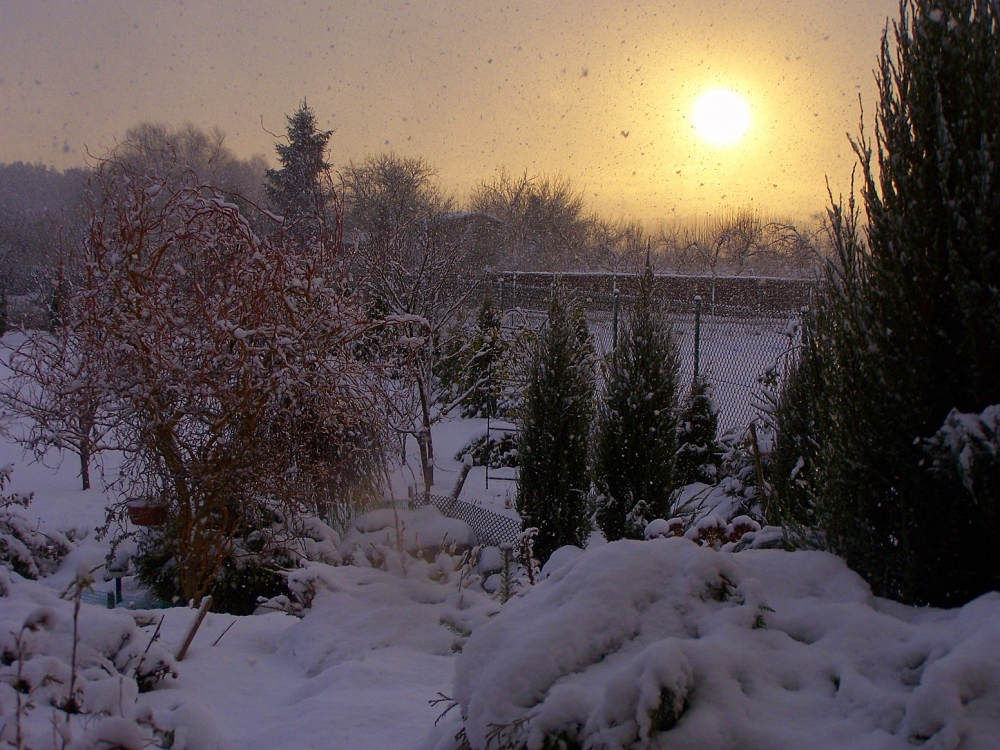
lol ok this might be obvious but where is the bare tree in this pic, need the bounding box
[116,122,268,207]
[72,155,395,603]
[589,217,652,275]
[657,207,822,278]
[0,321,115,490]
[469,170,594,271]
[344,154,481,493]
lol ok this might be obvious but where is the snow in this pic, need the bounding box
[0,362,488,749]
[2,342,1000,749]
[0,534,495,750]
[538,544,583,580]
[341,506,478,564]
[429,539,1000,750]
[145,561,496,750]
[923,404,1000,494]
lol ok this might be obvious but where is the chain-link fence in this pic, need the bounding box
[484,272,814,435]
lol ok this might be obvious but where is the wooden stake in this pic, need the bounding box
[749,422,770,522]
[176,595,212,661]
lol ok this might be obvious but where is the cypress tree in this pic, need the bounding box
[265,101,333,243]
[775,0,1000,605]
[594,264,681,540]
[517,285,595,564]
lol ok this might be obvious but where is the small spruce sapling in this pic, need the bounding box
[675,375,720,487]
[497,543,515,604]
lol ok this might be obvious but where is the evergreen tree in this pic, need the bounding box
[775,0,1000,606]
[460,296,508,418]
[265,101,333,243]
[675,375,719,487]
[594,265,681,541]
[771,307,826,528]
[517,286,595,564]
[435,296,509,419]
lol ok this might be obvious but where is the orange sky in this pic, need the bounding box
[0,0,900,225]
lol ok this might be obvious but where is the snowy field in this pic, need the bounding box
[2,338,999,750]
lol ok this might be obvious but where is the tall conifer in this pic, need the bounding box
[265,101,333,243]
[517,285,595,564]
[775,0,1000,605]
[594,262,681,540]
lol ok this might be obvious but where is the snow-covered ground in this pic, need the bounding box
[1,548,478,750]
[0,402,496,750]
[2,356,999,749]
[425,540,1000,750]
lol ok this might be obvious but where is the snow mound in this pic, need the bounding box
[539,545,583,580]
[427,538,1000,750]
[276,561,499,677]
[341,506,478,567]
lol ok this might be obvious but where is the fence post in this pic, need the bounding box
[612,284,620,352]
[693,295,702,380]
[499,274,506,314]
[485,358,491,492]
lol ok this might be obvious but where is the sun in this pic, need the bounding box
[692,89,751,147]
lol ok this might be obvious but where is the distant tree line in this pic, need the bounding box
[0,132,823,317]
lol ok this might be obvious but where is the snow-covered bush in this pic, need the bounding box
[270,555,500,675]
[340,506,477,572]
[253,506,487,617]
[455,432,518,470]
[0,573,183,750]
[0,466,74,580]
[922,405,1000,506]
[713,422,772,519]
[644,515,764,550]
[425,539,1000,750]
[134,503,341,614]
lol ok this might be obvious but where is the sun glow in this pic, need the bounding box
[692,89,751,147]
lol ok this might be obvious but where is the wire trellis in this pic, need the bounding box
[411,493,522,547]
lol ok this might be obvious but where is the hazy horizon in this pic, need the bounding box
[1,0,900,225]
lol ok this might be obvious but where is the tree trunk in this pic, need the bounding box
[79,438,91,491]
[416,367,435,493]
